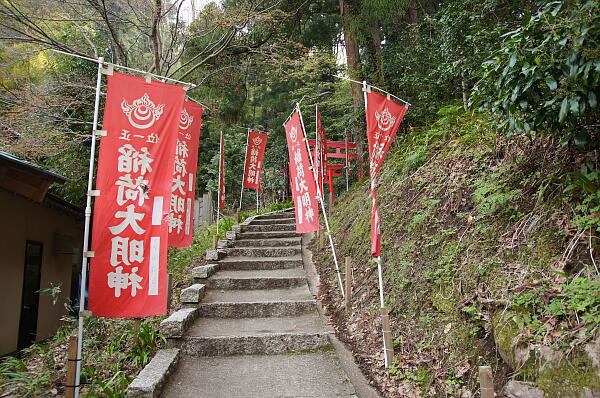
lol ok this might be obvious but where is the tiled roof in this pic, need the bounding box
[0,149,67,183]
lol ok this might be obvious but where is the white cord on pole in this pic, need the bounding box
[296,104,344,297]
[74,56,104,398]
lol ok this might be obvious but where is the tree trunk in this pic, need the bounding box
[370,21,384,85]
[151,0,163,75]
[339,0,365,180]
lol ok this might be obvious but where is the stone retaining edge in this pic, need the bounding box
[126,348,180,398]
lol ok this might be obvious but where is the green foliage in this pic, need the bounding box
[473,169,523,219]
[473,0,600,143]
[512,276,600,335]
[562,165,600,231]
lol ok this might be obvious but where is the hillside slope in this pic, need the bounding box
[312,106,600,397]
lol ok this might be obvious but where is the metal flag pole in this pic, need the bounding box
[256,189,259,213]
[345,130,349,192]
[216,131,223,237]
[362,80,393,368]
[315,104,321,202]
[238,129,250,213]
[73,56,104,398]
[296,104,344,296]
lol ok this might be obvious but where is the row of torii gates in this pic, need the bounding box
[289,137,358,204]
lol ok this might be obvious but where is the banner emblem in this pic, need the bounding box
[178,108,194,130]
[121,93,164,129]
[374,107,397,131]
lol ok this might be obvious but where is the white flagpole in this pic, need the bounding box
[296,104,344,296]
[216,132,223,237]
[256,189,259,213]
[363,80,392,368]
[345,130,349,192]
[238,129,250,212]
[74,56,104,398]
[315,104,321,202]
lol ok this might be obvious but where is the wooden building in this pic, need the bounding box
[0,150,82,356]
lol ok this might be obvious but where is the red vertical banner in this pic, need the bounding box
[88,72,185,317]
[242,131,268,191]
[314,110,328,197]
[366,91,408,256]
[168,102,203,248]
[218,134,225,209]
[284,111,320,233]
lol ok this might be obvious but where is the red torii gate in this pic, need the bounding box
[307,139,357,203]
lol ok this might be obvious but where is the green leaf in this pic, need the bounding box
[559,96,569,123]
[589,92,597,108]
[509,52,518,68]
[573,132,589,147]
[545,75,557,90]
[570,97,580,114]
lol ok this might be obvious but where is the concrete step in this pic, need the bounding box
[198,300,317,318]
[179,332,330,356]
[225,246,301,257]
[238,230,300,240]
[187,313,327,337]
[250,217,296,225]
[254,212,296,220]
[232,237,301,247]
[242,223,297,233]
[203,286,313,303]
[161,351,357,398]
[218,256,303,270]
[206,269,307,289]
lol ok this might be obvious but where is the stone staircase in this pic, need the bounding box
[127,210,358,398]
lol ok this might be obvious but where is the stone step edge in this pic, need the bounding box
[126,348,179,398]
[176,332,332,356]
[197,300,316,318]
[205,276,307,290]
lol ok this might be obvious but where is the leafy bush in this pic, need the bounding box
[473,0,600,144]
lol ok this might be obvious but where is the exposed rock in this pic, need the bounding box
[502,381,543,398]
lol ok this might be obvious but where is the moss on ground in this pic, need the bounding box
[313,107,599,397]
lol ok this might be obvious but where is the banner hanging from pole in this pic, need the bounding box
[242,131,268,191]
[88,71,185,317]
[366,90,408,257]
[284,111,320,233]
[314,109,327,198]
[168,102,203,248]
[218,133,225,210]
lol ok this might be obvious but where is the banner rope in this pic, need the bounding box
[332,74,412,106]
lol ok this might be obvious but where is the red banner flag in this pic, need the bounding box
[284,111,320,233]
[314,110,327,197]
[242,131,268,191]
[168,102,203,248]
[366,91,408,256]
[218,134,225,209]
[88,72,185,317]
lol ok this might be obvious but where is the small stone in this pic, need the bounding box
[180,284,206,304]
[192,264,217,279]
[160,308,196,338]
[217,239,229,249]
